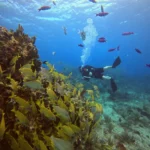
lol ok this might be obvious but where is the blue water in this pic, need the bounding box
[1,2,150,149]
[0,0,150,77]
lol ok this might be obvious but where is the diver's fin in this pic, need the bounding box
[110,78,117,92]
[112,56,121,68]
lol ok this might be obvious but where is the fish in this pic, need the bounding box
[122,32,134,35]
[38,6,51,11]
[96,5,109,17]
[52,51,56,55]
[135,48,142,54]
[43,61,48,64]
[24,80,43,90]
[98,37,106,42]
[62,26,67,35]
[0,65,3,75]
[89,0,97,3]
[0,112,6,140]
[52,1,56,5]
[108,46,120,52]
[78,44,84,47]
[117,45,120,50]
[146,64,150,68]
[108,48,116,52]
[96,12,109,17]
[19,65,37,82]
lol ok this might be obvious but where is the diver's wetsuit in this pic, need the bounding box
[79,65,117,92]
[79,65,104,81]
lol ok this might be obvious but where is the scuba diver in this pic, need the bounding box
[79,56,121,92]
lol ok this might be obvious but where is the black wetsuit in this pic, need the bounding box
[79,65,104,81]
[79,65,117,92]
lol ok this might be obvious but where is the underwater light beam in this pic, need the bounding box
[80,18,98,66]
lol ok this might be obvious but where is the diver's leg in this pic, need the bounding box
[103,66,112,70]
[102,75,112,80]
[110,78,117,92]
[102,75,117,92]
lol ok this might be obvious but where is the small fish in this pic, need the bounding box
[52,1,56,5]
[135,48,142,54]
[98,37,106,43]
[52,51,56,55]
[89,0,97,3]
[117,45,120,50]
[38,6,51,11]
[96,12,109,17]
[0,112,6,140]
[146,64,150,68]
[43,61,48,64]
[0,65,3,75]
[62,26,67,35]
[122,32,134,35]
[108,48,116,52]
[96,5,109,17]
[108,46,120,52]
[78,44,84,47]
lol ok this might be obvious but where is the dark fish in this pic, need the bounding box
[146,64,150,68]
[38,6,51,11]
[135,48,142,54]
[117,45,120,50]
[89,0,97,3]
[108,46,120,52]
[96,12,109,17]
[78,44,84,47]
[62,26,67,35]
[96,5,109,17]
[98,37,106,42]
[122,32,134,35]
[43,61,48,64]
[52,1,56,5]
[108,48,116,52]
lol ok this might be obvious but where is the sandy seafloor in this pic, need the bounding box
[95,78,150,150]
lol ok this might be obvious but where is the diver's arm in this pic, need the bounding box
[103,66,112,70]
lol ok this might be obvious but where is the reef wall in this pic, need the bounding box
[0,25,112,150]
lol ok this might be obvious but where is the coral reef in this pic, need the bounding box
[0,25,113,150]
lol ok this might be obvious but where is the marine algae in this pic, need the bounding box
[0,25,114,150]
